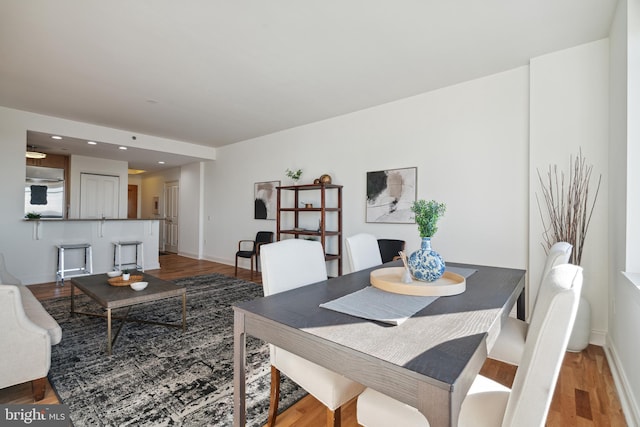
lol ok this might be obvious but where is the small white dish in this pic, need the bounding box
[107,270,122,278]
[130,281,148,291]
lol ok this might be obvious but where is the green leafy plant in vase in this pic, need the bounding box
[285,168,302,185]
[408,199,447,282]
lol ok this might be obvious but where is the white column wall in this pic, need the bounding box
[529,39,610,344]
[178,162,204,259]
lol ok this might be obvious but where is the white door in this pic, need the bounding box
[80,173,119,218]
[164,181,179,253]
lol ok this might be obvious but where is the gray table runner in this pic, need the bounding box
[320,266,477,325]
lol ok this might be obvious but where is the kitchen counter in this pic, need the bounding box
[22,218,162,284]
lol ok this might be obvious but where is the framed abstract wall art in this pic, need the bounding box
[254,180,280,220]
[366,167,417,223]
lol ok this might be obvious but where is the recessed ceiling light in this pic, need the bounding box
[87,141,97,145]
[119,146,127,150]
[158,161,165,164]
[51,135,62,140]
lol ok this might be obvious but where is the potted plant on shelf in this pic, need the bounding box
[285,168,302,185]
[407,199,447,282]
[122,269,131,281]
[537,149,601,351]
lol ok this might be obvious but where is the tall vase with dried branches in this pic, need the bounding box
[537,149,601,351]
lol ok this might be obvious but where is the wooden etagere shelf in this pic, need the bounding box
[276,183,343,276]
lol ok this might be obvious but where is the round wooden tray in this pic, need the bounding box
[370,267,466,296]
[107,275,144,287]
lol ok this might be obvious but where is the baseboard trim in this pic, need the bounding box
[177,251,200,260]
[605,338,640,427]
[202,255,234,266]
[589,329,606,347]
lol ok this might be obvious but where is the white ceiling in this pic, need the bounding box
[0,1,617,162]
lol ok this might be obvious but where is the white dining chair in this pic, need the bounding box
[345,233,383,272]
[260,239,365,427]
[357,263,583,427]
[489,241,572,365]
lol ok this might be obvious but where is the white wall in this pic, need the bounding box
[203,66,530,275]
[202,40,612,349]
[608,0,640,425]
[528,40,610,343]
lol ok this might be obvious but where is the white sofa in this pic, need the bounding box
[0,254,61,401]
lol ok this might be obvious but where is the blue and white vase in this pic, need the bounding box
[408,237,445,282]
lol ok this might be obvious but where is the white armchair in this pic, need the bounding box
[260,239,365,426]
[0,254,61,401]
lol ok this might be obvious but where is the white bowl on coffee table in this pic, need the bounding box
[130,281,148,291]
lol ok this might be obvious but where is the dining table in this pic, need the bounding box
[233,260,526,427]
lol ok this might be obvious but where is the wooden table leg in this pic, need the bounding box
[182,293,187,331]
[107,308,112,356]
[233,310,246,427]
[70,281,75,316]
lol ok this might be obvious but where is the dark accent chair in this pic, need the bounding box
[377,239,406,263]
[235,231,274,279]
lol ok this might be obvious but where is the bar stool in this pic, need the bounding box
[113,241,144,272]
[56,243,93,286]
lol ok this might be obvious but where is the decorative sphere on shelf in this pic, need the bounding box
[313,178,321,184]
[320,174,332,184]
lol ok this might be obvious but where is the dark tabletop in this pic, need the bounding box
[234,261,525,387]
[70,272,186,309]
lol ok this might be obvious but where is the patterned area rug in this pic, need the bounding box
[43,274,305,426]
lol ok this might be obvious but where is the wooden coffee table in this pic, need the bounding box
[70,272,187,355]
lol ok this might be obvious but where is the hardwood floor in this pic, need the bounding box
[0,254,627,426]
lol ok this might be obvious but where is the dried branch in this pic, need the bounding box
[536,149,601,266]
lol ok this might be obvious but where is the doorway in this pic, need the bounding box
[163,181,179,253]
[127,185,138,218]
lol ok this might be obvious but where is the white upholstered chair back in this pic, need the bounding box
[501,263,582,426]
[531,242,572,313]
[260,239,328,296]
[260,238,365,423]
[541,242,573,279]
[345,233,383,272]
[488,241,572,365]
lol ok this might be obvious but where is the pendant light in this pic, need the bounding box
[26,146,47,159]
